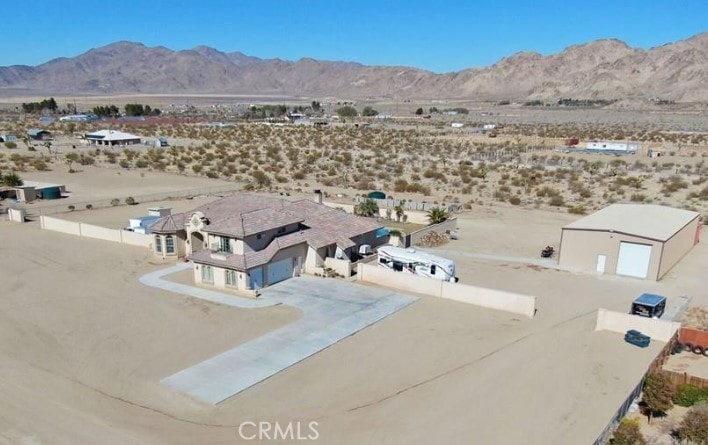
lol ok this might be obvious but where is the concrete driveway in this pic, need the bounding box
[141,265,416,404]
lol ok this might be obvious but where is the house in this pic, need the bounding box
[149,193,388,292]
[27,129,52,140]
[558,204,701,280]
[0,133,17,143]
[85,129,142,146]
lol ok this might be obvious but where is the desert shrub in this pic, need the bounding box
[135,159,148,168]
[110,198,120,206]
[68,205,75,211]
[31,159,49,171]
[119,159,130,169]
[630,193,646,202]
[509,196,521,205]
[125,197,136,205]
[549,195,565,207]
[85,204,93,210]
[673,384,708,407]
[4,141,17,149]
[568,205,586,215]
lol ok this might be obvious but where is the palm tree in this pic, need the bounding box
[355,198,379,217]
[426,206,449,225]
[1,172,23,187]
[394,201,406,222]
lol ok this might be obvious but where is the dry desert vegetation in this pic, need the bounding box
[1,106,708,219]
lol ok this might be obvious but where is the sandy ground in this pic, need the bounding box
[4,165,239,216]
[2,191,707,444]
[663,351,708,379]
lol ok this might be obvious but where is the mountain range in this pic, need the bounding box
[1,33,707,101]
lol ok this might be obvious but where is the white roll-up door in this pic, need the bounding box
[616,242,652,279]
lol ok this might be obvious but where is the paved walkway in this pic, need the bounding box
[140,264,416,404]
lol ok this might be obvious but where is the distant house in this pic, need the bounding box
[27,129,52,140]
[59,114,93,122]
[149,193,388,292]
[451,122,464,128]
[85,129,142,146]
[0,133,17,142]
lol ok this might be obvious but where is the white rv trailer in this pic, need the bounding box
[377,245,457,282]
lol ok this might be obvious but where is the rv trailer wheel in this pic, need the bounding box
[692,345,705,355]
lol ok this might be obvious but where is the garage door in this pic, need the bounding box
[267,258,294,285]
[616,242,652,279]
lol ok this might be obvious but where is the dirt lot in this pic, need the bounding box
[2,189,707,444]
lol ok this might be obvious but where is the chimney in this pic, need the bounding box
[313,189,323,204]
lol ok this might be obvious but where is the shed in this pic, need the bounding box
[27,129,52,140]
[558,204,701,280]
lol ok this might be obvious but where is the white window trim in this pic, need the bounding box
[225,269,237,287]
[165,235,175,254]
[201,265,214,283]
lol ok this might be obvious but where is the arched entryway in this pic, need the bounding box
[190,232,205,253]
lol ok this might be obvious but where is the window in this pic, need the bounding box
[219,236,231,253]
[165,235,175,254]
[277,227,286,234]
[201,265,213,283]
[225,269,237,287]
[430,264,437,275]
[256,233,262,240]
[155,235,162,253]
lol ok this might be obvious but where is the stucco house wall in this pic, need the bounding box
[559,229,662,279]
[657,217,701,279]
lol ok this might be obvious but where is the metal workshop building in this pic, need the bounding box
[558,204,701,280]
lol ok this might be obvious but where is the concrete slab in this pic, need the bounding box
[141,266,416,404]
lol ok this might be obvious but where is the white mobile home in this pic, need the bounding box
[586,141,640,153]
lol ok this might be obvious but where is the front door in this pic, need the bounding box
[596,254,607,274]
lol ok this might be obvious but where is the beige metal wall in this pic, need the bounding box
[657,217,700,279]
[558,229,662,279]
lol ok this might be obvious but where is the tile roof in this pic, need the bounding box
[152,193,384,256]
[190,229,311,270]
[149,213,186,233]
[205,207,303,237]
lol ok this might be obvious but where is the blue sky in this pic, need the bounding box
[0,1,705,73]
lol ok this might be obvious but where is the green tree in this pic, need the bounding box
[336,106,358,118]
[311,101,321,112]
[1,172,23,187]
[610,418,646,445]
[426,206,449,225]
[355,198,379,217]
[676,402,708,445]
[415,107,424,115]
[361,106,378,117]
[642,372,675,423]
